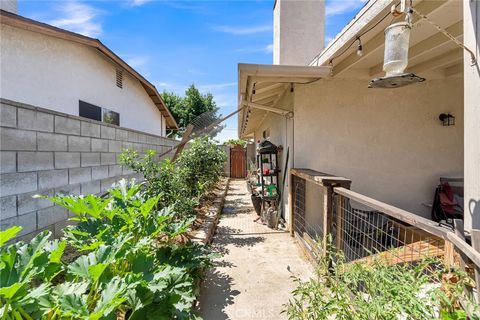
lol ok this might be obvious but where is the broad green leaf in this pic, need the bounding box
[139,196,160,218]
[0,246,19,286]
[58,293,89,318]
[126,286,154,315]
[67,255,91,279]
[54,281,89,296]
[20,283,52,315]
[88,263,109,283]
[0,282,26,300]
[0,226,22,247]
[45,239,67,263]
[92,277,127,318]
[12,231,51,282]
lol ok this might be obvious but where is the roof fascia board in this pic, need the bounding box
[239,63,331,78]
[238,63,330,97]
[0,10,178,129]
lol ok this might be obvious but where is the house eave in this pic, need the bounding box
[237,63,331,138]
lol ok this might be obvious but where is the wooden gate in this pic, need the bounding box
[230,145,247,178]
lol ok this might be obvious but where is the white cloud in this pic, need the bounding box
[326,0,367,17]
[213,24,272,35]
[128,0,152,6]
[215,127,240,143]
[49,1,102,38]
[122,55,148,69]
[197,82,236,90]
[264,43,273,53]
[212,93,236,109]
[235,43,273,54]
[156,82,188,93]
[187,68,208,76]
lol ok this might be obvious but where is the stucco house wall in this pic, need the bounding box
[0,24,167,137]
[463,0,480,230]
[293,77,464,218]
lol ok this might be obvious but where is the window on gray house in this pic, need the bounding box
[79,100,101,121]
[79,101,120,126]
[103,108,120,126]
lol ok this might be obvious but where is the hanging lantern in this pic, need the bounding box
[383,22,411,76]
[369,15,425,88]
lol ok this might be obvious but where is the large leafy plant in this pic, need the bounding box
[1,179,213,319]
[0,227,65,319]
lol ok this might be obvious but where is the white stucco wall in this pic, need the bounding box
[463,0,480,231]
[273,0,325,65]
[0,24,166,136]
[293,78,464,218]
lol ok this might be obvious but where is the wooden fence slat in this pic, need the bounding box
[444,240,455,268]
[454,219,469,271]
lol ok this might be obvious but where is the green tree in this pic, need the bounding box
[224,138,247,148]
[161,84,220,138]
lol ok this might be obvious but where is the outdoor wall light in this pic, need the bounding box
[439,113,455,126]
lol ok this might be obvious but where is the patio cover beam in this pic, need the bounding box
[244,102,293,117]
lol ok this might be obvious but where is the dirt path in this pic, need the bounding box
[198,179,313,320]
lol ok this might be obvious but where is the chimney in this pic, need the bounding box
[0,0,18,14]
[273,0,325,66]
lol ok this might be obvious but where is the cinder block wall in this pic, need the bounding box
[0,99,177,241]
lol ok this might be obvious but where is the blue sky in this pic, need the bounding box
[19,0,366,142]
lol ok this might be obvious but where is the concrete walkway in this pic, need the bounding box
[198,179,313,320]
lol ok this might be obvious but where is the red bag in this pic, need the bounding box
[439,182,457,214]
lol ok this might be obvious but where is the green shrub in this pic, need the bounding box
[176,137,227,197]
[120,137,226,213]
[224,138,247,148]
[284,247,480,320]
[120,150,198,218]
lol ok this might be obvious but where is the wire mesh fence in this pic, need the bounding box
[290,173,446,266]
[291,175,326,260]
[333,194,445,265]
